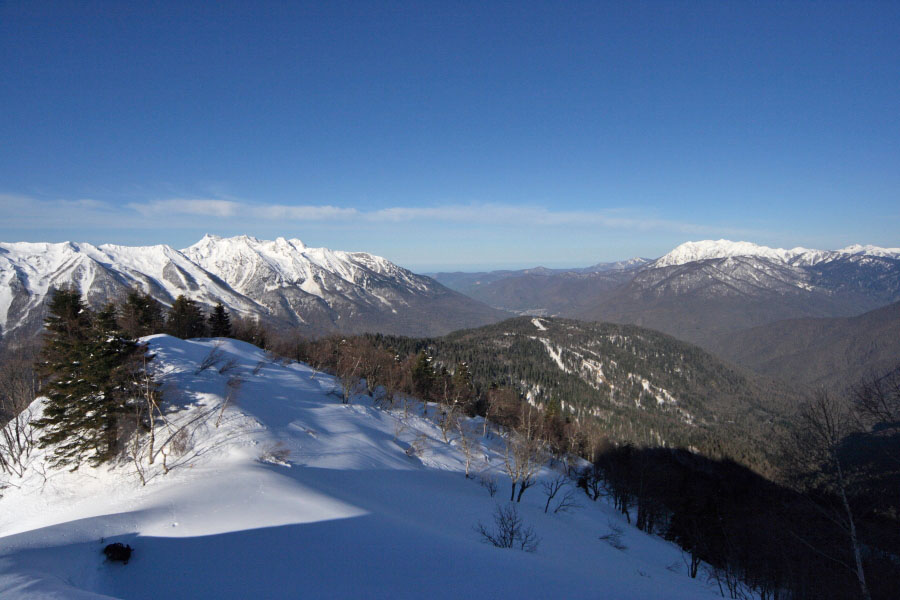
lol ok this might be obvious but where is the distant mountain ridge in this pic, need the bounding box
[651,239,900,268]
[428,240,900,389]
[0,235,507,342]
[432,239,900,344]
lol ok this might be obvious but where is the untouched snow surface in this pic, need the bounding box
[0,336,716,599]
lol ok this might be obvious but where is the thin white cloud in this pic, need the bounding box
[127,198,241,218]
[2,192,755,237]
[256,204,359,220]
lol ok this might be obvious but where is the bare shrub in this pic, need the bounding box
[405,433,429,458]
[599,520,627,551]
[168,427,191,456]
[0,408,35,478]
[479,474,498,497]
[215,376,243,428]
[475,503,540,552]
[195,344,224,374]
[217,358,239,375]
[259,442,291,466]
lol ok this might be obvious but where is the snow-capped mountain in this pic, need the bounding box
[637,239,900,305]
[652,239,900,268]
[577,239,900,349]
[0,235,506,342]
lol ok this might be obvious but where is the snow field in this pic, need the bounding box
[0,335,717,599]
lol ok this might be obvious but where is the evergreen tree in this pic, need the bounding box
[411,351,435,400]
[208,303,232,338]
[118,289,164,338]
[34,292,149,469]
[165,295,208,339]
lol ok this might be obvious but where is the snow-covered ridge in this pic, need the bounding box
[0,334,715,599]
[0,235,444,335]
[653,239,900,268]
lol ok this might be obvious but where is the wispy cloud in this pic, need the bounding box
[127,198,242,218]
[2,192,755,237]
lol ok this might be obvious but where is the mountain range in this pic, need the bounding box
[432,240,900,372]
[4,236,898,391]
[0,235,506,344]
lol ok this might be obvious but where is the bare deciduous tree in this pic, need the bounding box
[541,473,578,514]
[503,406,546,502]
[454,418,477,478]
[475,503,540,552]
[783,392,871,600]
[0,356,37,478]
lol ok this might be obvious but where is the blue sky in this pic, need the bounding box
[2,1,898,271]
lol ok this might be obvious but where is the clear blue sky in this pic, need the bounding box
[2,1,898,271]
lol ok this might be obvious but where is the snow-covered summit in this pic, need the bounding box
[653,239,900,268]
[0,235,504,339]
[182,234,424,297]
[838,243,900,258]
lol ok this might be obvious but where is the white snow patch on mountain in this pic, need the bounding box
[531,317,548,331]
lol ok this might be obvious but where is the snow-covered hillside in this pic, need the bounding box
[0,336,715,599]
[0,235,504,340]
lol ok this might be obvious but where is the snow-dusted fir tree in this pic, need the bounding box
[33,290,150,469]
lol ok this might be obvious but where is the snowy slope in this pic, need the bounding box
[0,336,716,599]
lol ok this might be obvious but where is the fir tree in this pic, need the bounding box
[208,303,232,338]
[34,292,149,469]
[411,351,435,400]
[165,295,208,339]
[118,289,164,338]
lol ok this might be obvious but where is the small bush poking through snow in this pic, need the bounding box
[259,442,291,466]
[478,474,498,497]
[599,520,627,551]
[475,503,540,553]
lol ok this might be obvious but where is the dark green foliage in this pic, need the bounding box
[117,290,165,338]
[165,295,208,339]
[208,303,233,338]
[410,351,436,400]
[33,290,150,469]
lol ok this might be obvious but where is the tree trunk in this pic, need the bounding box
[836,460,871,600]
[510,481,517,501]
